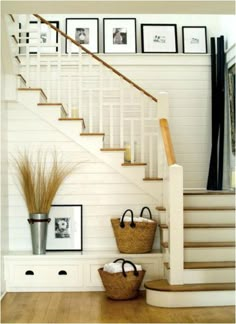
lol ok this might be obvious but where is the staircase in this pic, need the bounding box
[5,13,236,307]
[145,191,235,307]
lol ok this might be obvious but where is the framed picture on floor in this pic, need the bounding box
[182,26,207,53]
[103,18,137,53]
[65,18,99,53]
[27,21,59,54]
[46,204,83,251]
[141,24,178,53]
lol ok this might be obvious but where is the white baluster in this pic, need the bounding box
[78,47,83,119]
[109,104,114,147]
[130,120,135,163]
[99,64,103,132]
[119,79,124,147]
[57,33,62,102]
[89,89,93,132]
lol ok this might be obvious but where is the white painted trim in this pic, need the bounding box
[146,289,235,308]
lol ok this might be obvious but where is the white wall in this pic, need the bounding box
[7,101,160,252]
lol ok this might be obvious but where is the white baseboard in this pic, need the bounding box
[1,291,7,300]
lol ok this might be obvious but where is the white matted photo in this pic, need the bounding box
[66,18,99,53]
[47,204,83,251]
[141,24,178,53]
[103,18,137,53]
[28,21,59,54]
[182,26,207,53]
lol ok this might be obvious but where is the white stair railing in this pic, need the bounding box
[15,14,160,177]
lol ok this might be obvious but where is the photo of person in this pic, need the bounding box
[75,28,89,44]
[113,28,127,45]
[55,217,70,238]
[40,32,47,43]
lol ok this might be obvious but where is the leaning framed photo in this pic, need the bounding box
[27,21,59,54]
[66,18,99,53]
[141,24,178,53]
[46,204,83,251]
[182,26,207,53]
[103,18,137,53]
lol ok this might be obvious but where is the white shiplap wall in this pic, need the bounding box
[7,102,160,252]
[20,54,211,188]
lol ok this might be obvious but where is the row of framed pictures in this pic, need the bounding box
[29,18,208,54]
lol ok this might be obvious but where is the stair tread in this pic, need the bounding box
[162,241,235,248]
[80,133,105,136]
[144,279,235,292]
[160,223,235,229]
[143,177,163,181]
[184,190,235,195]
[59,118,84,121]
[100,148,126,151]
[164,261,236,269]
[156,206,235,211]
[18,87,47,100]
[38,103,64,106]
[122,163,147,166]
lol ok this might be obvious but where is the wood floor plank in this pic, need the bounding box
[1,291,235,323]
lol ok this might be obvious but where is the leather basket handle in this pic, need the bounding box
[120,209,135,228]
[122,260,139,277]
[140,206,152,220]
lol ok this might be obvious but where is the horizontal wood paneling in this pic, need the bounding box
[8,102,160,252]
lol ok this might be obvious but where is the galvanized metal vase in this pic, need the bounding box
[28,213,51,255]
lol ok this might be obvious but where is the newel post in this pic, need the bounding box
[168,164,184,284]
[157,92,169,178]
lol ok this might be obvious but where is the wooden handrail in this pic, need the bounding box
[160,118,176,166]
[33,14,158,103]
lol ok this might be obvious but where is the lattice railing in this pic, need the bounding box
[14,14,161,177]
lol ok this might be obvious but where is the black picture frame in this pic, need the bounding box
[141,24,178,53]
[27,21,59,54]
[65,18,99,54]
[46,204,83,251]
[182,26,207,54]
[103,18,137,54]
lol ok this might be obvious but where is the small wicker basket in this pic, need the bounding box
[98,259,146,300]
[111,207,157,253]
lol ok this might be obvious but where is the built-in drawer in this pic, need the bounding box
[9,264,83,288]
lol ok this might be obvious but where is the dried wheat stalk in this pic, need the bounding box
[13,150,76,214]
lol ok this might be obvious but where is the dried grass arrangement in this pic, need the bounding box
[13,150,76,214]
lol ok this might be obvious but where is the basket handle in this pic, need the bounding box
[120,209,135,228]
[113,258,125,263]
[122,260,139,277]
[140,206,152,220]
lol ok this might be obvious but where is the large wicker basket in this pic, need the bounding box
[98,259,146,300]
[111,207,157,253]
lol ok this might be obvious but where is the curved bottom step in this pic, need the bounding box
[145,280,235,308]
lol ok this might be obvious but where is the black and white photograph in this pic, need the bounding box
[47,204,83,251]
[141,24,178,53]
[182,26,207,53]
[55,217,71,238]
[113,28,127,44]
[103,18,137,53]
[66,18,99,53]
[27,21,59,54]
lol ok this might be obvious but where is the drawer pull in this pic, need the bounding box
[25,270,34,275]
[58,270,67,275]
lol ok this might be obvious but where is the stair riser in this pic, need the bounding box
[184,247,235,262]
[146,289,235,307]
[184,195,235,208]
[161,228,235,242]
[159,210,235,225]
[165,268,235,284]
[18,91,46,105]
[56,121,83,138]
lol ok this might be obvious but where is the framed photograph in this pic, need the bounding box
[182,26,207,53]
[27,21,59,54]
[103,18,137,53]
[141,24,178,53]
[66,18,99,53]
[46,204,83,251]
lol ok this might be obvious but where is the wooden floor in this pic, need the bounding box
[1,291,235,323]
